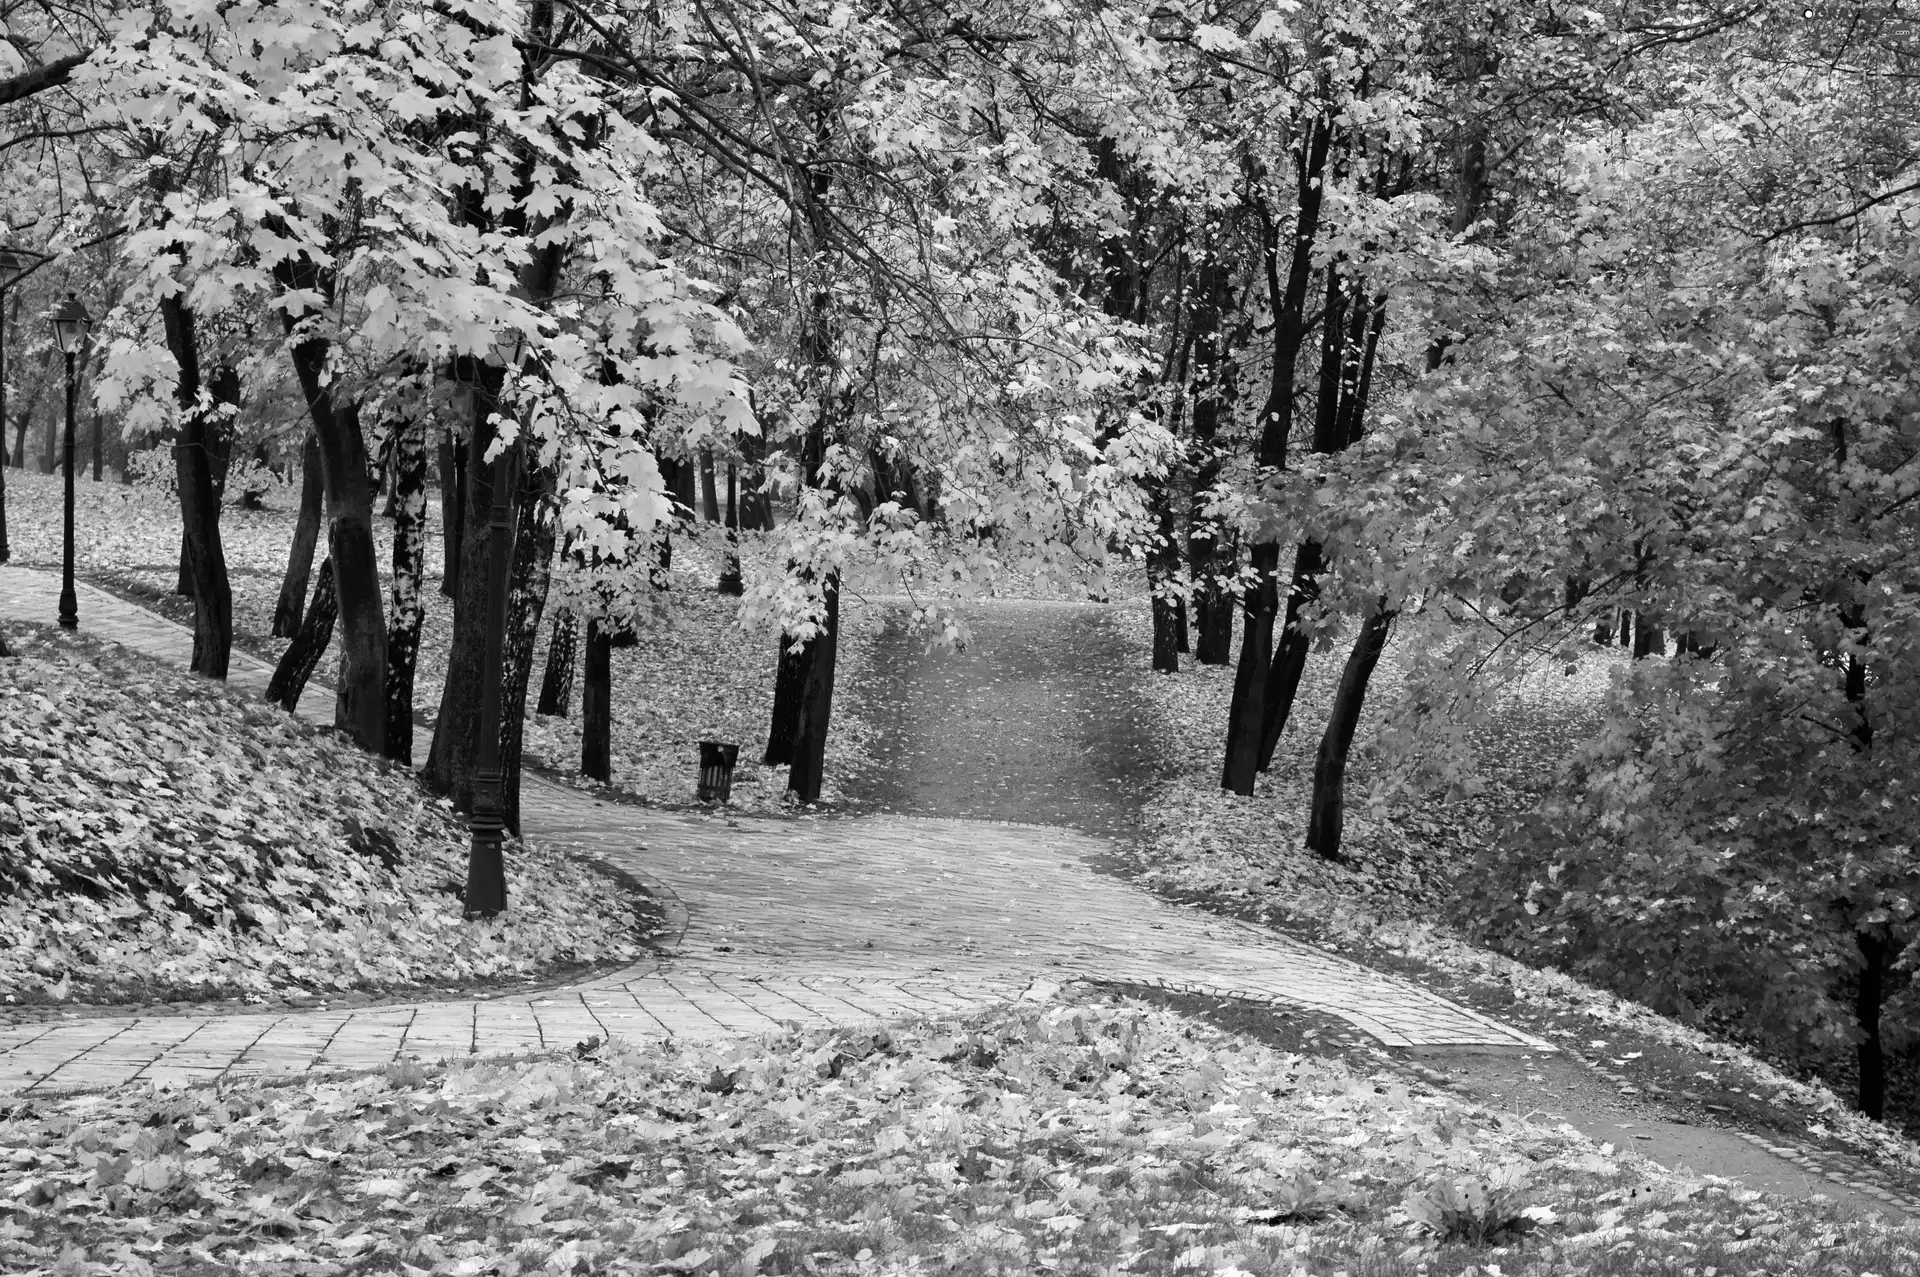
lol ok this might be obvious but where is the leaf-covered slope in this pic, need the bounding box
[0,624,646,1003]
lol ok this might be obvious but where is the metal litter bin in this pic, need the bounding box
[698,741,739,802]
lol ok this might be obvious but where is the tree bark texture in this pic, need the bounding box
[383,409,429,764]
[425,360,509,811]
[1221,113,1333,795]
[699,448,721,522]
[786,573,840,804]
[581,617,612,782]
[499,463,559,836]
[1185,242,1237,666]
[719,463,744,595]
[275,247,386,752]
[274,432,324,638]
[1305,607,1393,860]
[438,427,464,598]
[1258,538,1325,771]
[267,556,337,710]
[764,632,807,766]
[1147,480,1182,674]
[537,610,578,716]
[158,292,234,680]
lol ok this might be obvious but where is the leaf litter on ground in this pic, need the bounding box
[2,987,1914,1276]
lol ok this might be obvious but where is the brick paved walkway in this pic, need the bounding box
[0,564,1550,1097]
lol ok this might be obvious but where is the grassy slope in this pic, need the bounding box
[0,623,648,1007]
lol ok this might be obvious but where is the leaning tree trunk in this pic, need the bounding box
[1305,607,1393,860]
[1256,539,1325,770]
[1221,114,1334,796]
[273,432,324,638]
[499,463,559,836]
[581,617,613,782]
[267,556,337,711]
[786,573,840,803]
[158,291,234,680]
[536,610,577,716]
[383,409,429,764]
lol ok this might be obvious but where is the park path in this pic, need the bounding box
[0,564,1553,1096]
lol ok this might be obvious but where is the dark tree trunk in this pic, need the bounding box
[1617,609,1633,648]
[383,409,429,764]
[1857,930,1889,1120]
[158,293,234,680]
[1174,596,1189,654]
[1594,609,1616,645]
[1257,539,1326,771]
[499,463,559,836]
[1221,542,1280,793]
[537,611,577,716]
[274,248,386,751]
[765,632,808,765]
[699,448,721,523]
[267,556,337,710]
[1221,114,1334,795]
[786,574,840,803]
[425,360,508,811]
[1147,484,1181,674]
[1305,608,1393,860]
[1632,612,1664,658]
[719,463,744,595]
[581,617,612,782]
[438,427,464,598]
[1186,249,1236,667]
[739,429,774,531]
[274,433,324,638]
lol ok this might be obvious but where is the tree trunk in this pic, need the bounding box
[581,617,612,782]
[1632,612,1664,658]
[1220,115,1334,795]
[740,430,774,531]
[1147,483,1181,674]
[764,631,808,766]
[425,360,509,810]
[274,433,324,638]
[1594,609,1616,645]
[267,556,337,710]
[719,463,744,595]
[1305,608,1393,860]
[1256,539,1326,771]
[1186,241,1237,667]
[1221,542,1280,793]
[786,573,840,803]
[699,447,721,523]
[157,293,234,680]
[1174,596,1189,654]
[438,427,464,598]
[536,610,577,716]
[1857,929,1889,1120]
[499,463,559,836]
[383,410,429,764]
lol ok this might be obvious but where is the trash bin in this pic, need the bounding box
[697,741,739,803]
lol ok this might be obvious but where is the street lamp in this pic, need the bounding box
[0,247,24,564]
[463,328,528,918]
[49,294,91,629]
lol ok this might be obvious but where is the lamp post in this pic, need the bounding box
[0,248,24,564]
[50,294,91,629]
[463,331,526,918]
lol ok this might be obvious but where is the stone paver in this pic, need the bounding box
[0,563,1552,1099]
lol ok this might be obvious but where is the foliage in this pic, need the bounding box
[9,990,1917,1276]
[0,623,647,1001]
